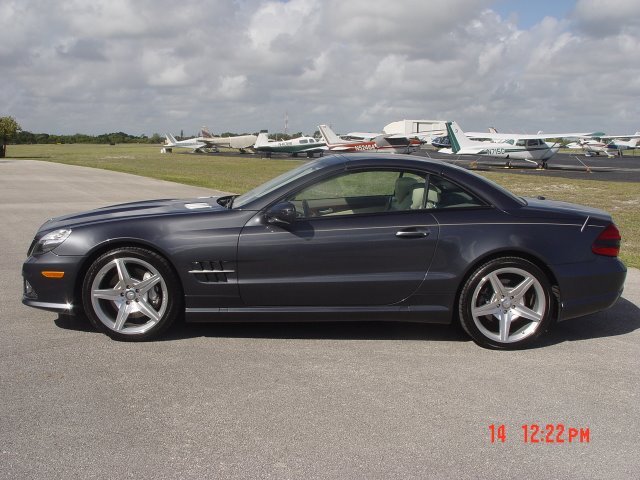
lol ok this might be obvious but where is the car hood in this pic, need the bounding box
[39,197,227,232]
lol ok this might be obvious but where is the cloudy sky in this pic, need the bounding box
[1,0,638,136]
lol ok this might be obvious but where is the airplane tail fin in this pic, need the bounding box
[318,125,344,146]
[446,121,475,153]
[165,133,177,145]
[254,130,270,148]
[200,126,213,138]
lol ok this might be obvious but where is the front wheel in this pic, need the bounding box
[458,257,553,349]
[82,247,182,341]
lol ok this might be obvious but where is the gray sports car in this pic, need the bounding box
[22,154,626,349]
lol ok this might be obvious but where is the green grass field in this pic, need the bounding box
[7,143,639,268]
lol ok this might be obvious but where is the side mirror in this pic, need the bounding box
[265,202,297,226]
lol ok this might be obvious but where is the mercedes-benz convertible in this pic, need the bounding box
[22,154,626,349]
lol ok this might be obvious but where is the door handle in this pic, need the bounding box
[396,228,431,238]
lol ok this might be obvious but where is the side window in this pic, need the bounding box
[426,175,486,209]
[288,170,427,217]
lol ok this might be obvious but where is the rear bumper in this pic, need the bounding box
[554,257,627,321]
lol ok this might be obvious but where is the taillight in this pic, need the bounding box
[592,224,621,257]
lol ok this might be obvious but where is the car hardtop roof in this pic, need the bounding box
[318,153,453,172]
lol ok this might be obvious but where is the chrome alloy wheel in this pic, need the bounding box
[90,257,168,335]
[470,267,546,344]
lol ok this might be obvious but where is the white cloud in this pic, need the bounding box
[1,0,639,135]
[217,75,249,99]
[571,0,640,37]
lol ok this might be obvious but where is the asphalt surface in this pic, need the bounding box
[1,160,639,479]
[416,149,640,182]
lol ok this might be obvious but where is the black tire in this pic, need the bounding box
[458,257,553,349]
[82,247,182,341]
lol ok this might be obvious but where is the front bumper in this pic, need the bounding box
[22,252,84,314]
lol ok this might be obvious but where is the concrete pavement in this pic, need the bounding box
[1,160,638,479]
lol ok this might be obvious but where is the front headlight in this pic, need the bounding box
[30,229,72,256]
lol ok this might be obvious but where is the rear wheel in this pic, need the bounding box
[82,247,181,341]
[458,257,553,349]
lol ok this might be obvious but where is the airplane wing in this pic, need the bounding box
[328,146,356,151]
[377,135,410,147]
[300,145,328,152]
[385,134,418,140]
[466,131,596,140]
[344,132,382,141]
[599,134,640,139]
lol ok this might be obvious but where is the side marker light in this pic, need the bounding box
[42,271,65,279]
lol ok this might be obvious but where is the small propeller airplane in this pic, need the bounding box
[162,134,207,153]
[252,130,326,157]
[318,125,421,154]
[162,128,257,153]
[198,127,257,152]
[442,122,593,169]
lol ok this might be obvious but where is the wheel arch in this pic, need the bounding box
[73,239,184,310]
[452,249,561,325]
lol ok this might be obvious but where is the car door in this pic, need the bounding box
[236,169,439,307]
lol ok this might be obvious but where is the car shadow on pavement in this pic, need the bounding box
[53,312,469,342]
[537,297,640,347]
[168,297,640,344]
[54,313,95,333]
[55,297,639,346]
[169,321,470,342]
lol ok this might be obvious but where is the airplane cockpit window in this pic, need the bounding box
[300,139,308,144]
[505,139,515,145]
[516,139,526,147]
[526,139,539,147]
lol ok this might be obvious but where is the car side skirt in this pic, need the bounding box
[185,305,451,324]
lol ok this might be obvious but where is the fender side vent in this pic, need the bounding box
[189,261,235,283]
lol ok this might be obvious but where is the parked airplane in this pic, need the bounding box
[199,127,257,152]
[162,128,258,153]
[318,125,421,154]
[443,122,591,168]
[253,130,326,157]
[569,133,640,157]
[162,134,207,153]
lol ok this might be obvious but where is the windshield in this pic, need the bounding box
[232,161,326,208]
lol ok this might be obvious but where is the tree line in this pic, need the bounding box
[13,131,165,145]
[1,115,318,158]
[11,130,310,145]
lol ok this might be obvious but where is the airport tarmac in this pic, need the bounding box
[1,160,639,479]
[415,149,640,183]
